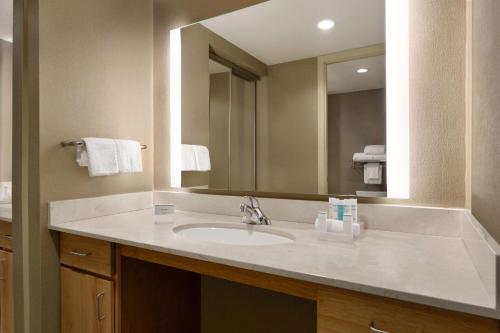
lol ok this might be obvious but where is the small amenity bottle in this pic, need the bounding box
[315,211,328,232]
[343,213,353,235]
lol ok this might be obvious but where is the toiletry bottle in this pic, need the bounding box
[315,211,328,232]
[336,199,345,220]
[351,198,358,223]
[328,198,336,219]
[343,213,353,235]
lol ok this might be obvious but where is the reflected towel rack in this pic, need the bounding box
[61,140,147,150]
[352,160,386,168]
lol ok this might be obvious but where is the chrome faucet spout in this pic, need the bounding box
[240,196,271,225]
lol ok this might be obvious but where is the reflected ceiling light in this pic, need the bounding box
[318,19,335,30]
[357,68,369,74]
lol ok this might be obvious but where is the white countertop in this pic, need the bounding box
[49,209,498,319]
[0,204,11,222]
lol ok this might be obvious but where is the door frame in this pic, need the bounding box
[316,43,386,194]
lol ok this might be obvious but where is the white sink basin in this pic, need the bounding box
[173,223,294,246]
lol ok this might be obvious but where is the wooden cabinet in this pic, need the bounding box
[60,233,113,277]
[58,233,499,333]
[61,267,114,333]
[0,250,13,333]
[0,222,12,251]
[317,287,499,333]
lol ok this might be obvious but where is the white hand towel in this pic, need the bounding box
[181,145,197,171]
[114,139,143,173]
[81,138,119,176]
[364,145,386,155]
[364,162,382,184]
[76,145,89,167]
[353,152,386,162]
[193,145,211,171]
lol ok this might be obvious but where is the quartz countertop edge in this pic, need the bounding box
[48,209,499,319]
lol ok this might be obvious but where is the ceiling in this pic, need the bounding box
[0,0,13,42]
[327,55,385,94]
[201,0,385,65]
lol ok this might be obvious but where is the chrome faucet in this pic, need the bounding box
[240,196,271,225]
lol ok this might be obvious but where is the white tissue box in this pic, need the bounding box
[154,204,175,224]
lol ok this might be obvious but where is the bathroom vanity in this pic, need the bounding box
[49,193,499,333]
[0,218,13,333]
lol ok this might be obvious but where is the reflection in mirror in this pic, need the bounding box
[327,55,386,197]
[170,0,408,198]
[0,37,12,204]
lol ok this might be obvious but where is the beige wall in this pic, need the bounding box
[409,0,466,207]
[35,0,154,331]
[258,57,319,193]
[0,40,12,182]
[201,276,316,333]
[471,0,500,242]
[328,89,386,195]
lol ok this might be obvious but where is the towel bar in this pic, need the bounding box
[61,140,147,150]
[352,160,386,168]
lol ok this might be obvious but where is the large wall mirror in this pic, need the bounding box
[170,0,409,199]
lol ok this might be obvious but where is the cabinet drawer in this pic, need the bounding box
[317,287,498,333]
[60,233,113,277]
[0,221,12,251]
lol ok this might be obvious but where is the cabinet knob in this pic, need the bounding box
[370,322,390,333]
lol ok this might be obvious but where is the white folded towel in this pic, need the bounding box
[364,145,385,155]
[364,162,382,184]
[181,145,197,171]
[115,139,143,173]
[193,145,211,171]
[353,152,386,162]
[80,138,119,176]
[181,144,211,171]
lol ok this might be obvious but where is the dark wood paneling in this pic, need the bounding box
[120,256,200,333]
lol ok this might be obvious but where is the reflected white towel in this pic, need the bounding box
[81,138,119,176]
[364,162,382,184]
[181,145,197,171]
[353,152,386,162]
[115,139,143,173]
[193,145,211,171]
[364,145,385,155]
[181,145,211,171]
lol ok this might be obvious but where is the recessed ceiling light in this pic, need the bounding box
[357,68,369,74]
[318,19,335,31]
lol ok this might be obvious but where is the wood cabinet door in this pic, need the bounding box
[317,287,499,333]
[61,267,114,333]
[0,250,13,333]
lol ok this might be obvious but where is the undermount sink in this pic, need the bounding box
[173,223,294,246]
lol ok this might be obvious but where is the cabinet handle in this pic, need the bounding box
[2,235,12,240]
[69,250,91,257]
[370,322,390,333]
[96,292,105,321]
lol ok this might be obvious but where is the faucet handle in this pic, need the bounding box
[242,196,260,208]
